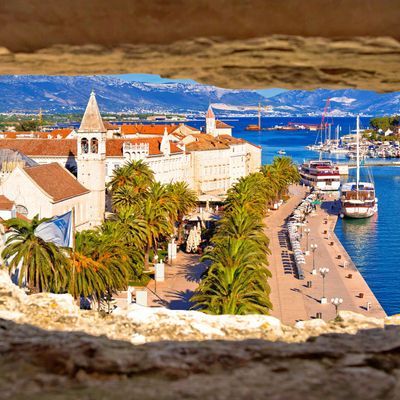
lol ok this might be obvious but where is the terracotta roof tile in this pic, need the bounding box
[121,124,179,135]
[23,163,89,202]
[47,128,74,139]
[103,121,119,130]
[0,139,77,156]
[0,195,14,210]
[0,138,183,158]
[106,138,182,156]
[216,120,233,129]
[185,134,230,152]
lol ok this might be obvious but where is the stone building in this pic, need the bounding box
[0,92,261,222]
[205,105,233,137]
[0,163,91,229]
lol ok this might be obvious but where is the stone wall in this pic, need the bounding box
[1,1,399,52]
[0,2,399,91]
[1,270,400,398]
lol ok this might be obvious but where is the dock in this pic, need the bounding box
[345,161,400,168]
[265,185,386,325]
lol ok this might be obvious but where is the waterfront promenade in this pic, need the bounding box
[265,185,386,325]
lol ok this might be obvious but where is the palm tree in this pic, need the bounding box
[261,156,300,202]
[191,237,272,314]
[67,230,130,305]
[167,181,198,243]
[99,217,146,279]
[215,204,270,252]
[225,173,269,216]
[140,196,173,267]
[1,215,67,293]
[108,159,154,192]
[147,181,177,223]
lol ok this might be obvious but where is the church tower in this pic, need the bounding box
[205,105,216,136]
[77,91,106,227]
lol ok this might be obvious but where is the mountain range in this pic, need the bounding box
[0,75,399,116]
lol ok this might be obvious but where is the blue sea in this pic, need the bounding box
[213,116,399,316]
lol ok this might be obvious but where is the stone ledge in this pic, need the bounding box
[0,35,399,92]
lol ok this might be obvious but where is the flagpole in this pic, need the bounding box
[72,207,76,299]
[72,206,76,251]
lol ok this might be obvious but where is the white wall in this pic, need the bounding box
[0,167,92,229]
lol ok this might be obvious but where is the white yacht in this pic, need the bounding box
[340,116,378,218]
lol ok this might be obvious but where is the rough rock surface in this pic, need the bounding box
[1,270,400,398]
[1,0,399,52]
[0,36,399,92]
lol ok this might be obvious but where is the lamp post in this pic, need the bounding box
[310,243,318,275]
[304,228,311,255]
[319,267,329,304]
[331,297,343,316]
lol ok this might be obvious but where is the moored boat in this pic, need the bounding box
[340,116,378,219]
[299,159,341,191]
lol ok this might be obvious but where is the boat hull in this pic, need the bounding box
[300,177,341,191]
[341,204,377,219]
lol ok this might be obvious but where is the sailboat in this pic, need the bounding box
[300,99,341,191]
[340,116,378,218]
[245,103,262,131]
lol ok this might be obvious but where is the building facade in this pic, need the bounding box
[0,94,262,225]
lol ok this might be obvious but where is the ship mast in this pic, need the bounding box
[356,115,360,195]
[258,102,261,130]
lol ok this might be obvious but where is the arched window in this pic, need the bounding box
[91,138,99,153]
[16,204,28,216]
[81,138,89,154]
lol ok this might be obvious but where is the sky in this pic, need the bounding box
[112,74,287,98]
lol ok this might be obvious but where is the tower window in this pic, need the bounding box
[81,138,89,154]
[91,138,99,153]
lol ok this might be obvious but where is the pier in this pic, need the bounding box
[345,161,400,168]
[265,185,386,325]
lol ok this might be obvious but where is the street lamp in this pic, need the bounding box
[319,267,329,304]
[331,297,343,316]
[304,228,311,255]
[310,243,318,275]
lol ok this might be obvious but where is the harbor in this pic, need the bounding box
[265,185,386,324]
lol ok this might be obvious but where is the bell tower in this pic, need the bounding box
[205,105,216,136]
[77,90,106,227]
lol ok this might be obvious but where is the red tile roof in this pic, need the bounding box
[46,128,74,139]
[121,124,179,135]
[107,138,183,157]
[0,129,74,139]
[23,163,89,202]
[0,139,77,156]
[0,137,182,158]
[103,121,119,130]
[185,134,230,152]
[216,120,233,129]
[0,195,14,210]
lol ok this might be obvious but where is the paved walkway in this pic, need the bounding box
[146,252,207,309]
[113,252,207,311]
[265,186,386,325]
[264,186,309,324]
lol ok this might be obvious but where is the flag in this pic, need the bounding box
[34,211,74,248]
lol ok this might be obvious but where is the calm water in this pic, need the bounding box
[217,116,399,315]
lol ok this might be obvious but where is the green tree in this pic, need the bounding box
[191,237,272,314]
[1,216,67,293]
[67,230,130,305]
[167,181,198,243]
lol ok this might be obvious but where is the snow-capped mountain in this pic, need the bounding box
[0,75,264,114]
[0,76,398,116]
[264,89,400,116]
